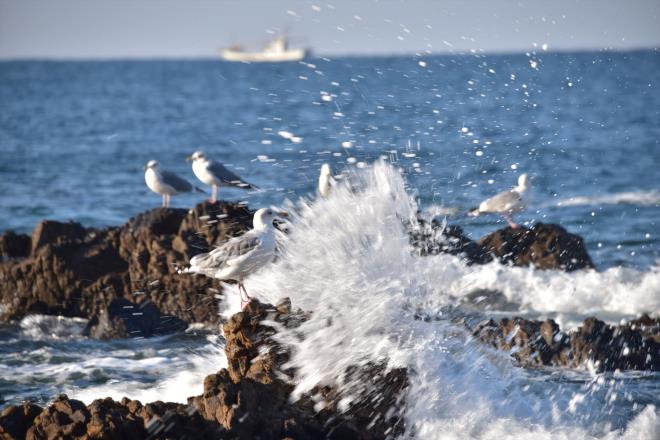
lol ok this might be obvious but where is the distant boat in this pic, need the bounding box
[219,36,308,63]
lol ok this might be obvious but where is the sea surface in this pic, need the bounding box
[1,51,659,438]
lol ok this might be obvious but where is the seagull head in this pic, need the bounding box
[320,163,332,176]
[144,160,159,171]
[253,208,288,230]
[517,173,529,192]
[186,151,206,162]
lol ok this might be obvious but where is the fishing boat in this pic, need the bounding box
[219,36,308,62]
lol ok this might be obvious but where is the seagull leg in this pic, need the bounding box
[210,185,217,204]
[238,282,252,309]
[502,213,519,228]
[162,194,166,207]
[165,194,171,208]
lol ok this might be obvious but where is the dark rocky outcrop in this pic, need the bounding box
[409,218,594,271]
[471,314,660,372]
[0,231,31,261]
[0,201,253,333]
[190,299,408,439]
[83,298,188,339]
[1,300,409,439]
[0,402,42,440]
[0,394,223,440]
[479,223,595,271]
[410,218,493,265]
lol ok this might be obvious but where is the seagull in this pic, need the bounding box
[318,163,336,198]
[184,208,287,308]
[144,160,197,207]
[468,173,529,228]
[187,151,256,203]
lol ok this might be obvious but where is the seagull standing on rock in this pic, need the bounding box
[187,151,256,203]
[468,173,530,228]
[184,208,287,308]
[144,160,198,207]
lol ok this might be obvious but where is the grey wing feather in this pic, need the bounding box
[161,170,193,192]
[190,234,261,270]
[208,161,256,189]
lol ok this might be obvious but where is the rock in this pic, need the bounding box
[31,220,87,255]
[409,217,492,265]
[190,300,408,439]
[479,223,595,271]
[0,394,224,440]
[472,317,571,367]
[408,218,594,271]
[0,231,31,260]
[571,317,660,371]
[0,401,42,440]
[472,315,659,372]
[84,298,188,339]
[0,201,253,332]
[177,201,254,256]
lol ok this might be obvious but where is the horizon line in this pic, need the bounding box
[0,46,657,63]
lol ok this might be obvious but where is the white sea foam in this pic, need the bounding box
[231,160,660,439]
[68,336,226,404]
[3,317,226,405]
[19,315,88,340]
[555,190,660,207]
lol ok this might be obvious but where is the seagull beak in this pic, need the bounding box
[277,211,289,218]
[185,155,193,162]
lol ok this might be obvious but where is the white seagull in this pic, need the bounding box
[318,163,336,198]
[187,151,256,203]
[184,208,287,308]
[144,160,197,207]
[468,173,530,228]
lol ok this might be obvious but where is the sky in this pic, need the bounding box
[0,0,658,59]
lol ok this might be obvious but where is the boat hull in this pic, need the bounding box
[219,48,307,63]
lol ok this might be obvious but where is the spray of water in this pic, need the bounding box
[224,160,659,439]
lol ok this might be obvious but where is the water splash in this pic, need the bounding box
[234,160,660,439]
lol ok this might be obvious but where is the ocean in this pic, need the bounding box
[1,51,659,438]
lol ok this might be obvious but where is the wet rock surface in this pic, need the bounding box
[0,231,31,261]
[83,298,188,339]
[479,223,595,271]
[0,394,223,440]
[191,299,408,439]
[410,218,493,265]
[409,218,594,271]
[1,300,409,439]
[0,201,253,332]
[471,314,660,372]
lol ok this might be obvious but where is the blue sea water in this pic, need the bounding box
[1,52,659,437]
[0,50,658,268]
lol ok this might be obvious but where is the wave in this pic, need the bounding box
[19,315,88,340]
[67,335,226,404]
[1,321,225,406]
[226,160,660,439]
[555,190,660,208]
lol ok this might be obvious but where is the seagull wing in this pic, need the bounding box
[160,170,193,193]
[208,161,257,189]
[479,190,522,213]
[188,232,262,275]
